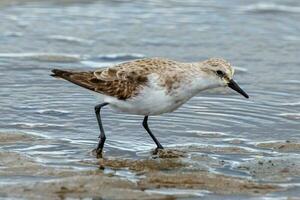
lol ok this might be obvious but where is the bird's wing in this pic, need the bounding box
[51,58,180,100]
[51,66,148,100]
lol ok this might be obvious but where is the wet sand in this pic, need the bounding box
[0,150,279,199]
[257,141,300,152]
[2,132,299,199]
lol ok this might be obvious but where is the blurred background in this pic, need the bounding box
[0,0,299,199]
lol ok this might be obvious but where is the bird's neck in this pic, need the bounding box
[191,76,220,93]
[185,63,220,93]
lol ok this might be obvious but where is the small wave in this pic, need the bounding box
[186,130,229,138]
[10,122,66,129]
[240,3,300,14]
[0,53,81,62]
[14,105,37,110]
[94,53,145,61]
[81,60,113,68]
[282,80,300,84]
[279,113,300,120]
[81,53,146,68]
[47,35,93,45]
[283,35,300,41]
[3,31,23,37]
[146,188,210,197]
[35,109,71,116]
[277,101,300,106]
[233,66,248,74]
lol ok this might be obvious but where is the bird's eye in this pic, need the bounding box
[216,70,225,77]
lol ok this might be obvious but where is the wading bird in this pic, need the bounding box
[51,58,249,158]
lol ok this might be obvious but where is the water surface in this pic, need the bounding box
[0,0,299,199]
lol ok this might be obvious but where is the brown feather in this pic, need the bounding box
[51,58,194,100]
[51,68,148,100]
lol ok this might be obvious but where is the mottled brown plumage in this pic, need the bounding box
[51,58,187,100]
[51,68,146,100]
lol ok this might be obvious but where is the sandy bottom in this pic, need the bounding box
[257,140,300,152]
[0,132,299,199]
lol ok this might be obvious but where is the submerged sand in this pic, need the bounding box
[257,140,300,152]
[0,132,299,199]
[0,150,279,199]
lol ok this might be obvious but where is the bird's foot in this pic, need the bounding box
[92,148,104,159]
[152,147,164,156]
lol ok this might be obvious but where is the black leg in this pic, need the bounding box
[142,116,164,150]
[94,102,109,158]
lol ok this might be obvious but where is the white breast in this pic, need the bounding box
[99,75,183,115]
[98,73,218,116]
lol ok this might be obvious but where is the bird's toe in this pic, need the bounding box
[92,148,103,159]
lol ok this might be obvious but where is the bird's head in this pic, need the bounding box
[201,58,249,98]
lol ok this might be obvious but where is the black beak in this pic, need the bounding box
[227,79,249,99]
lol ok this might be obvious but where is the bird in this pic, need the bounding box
[51,57,249,158]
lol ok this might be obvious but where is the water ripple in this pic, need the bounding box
[47,35,94,45]
[279,113,300,120]
[0,53,81,62]
[94,53,145,61]
[35,109,71,116]
[9,122,68,129]
[240,3,300,14]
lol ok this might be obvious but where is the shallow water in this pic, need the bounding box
[0,0,299,199]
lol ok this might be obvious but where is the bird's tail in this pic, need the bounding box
[51,69,73,79]
[50,69,100,92]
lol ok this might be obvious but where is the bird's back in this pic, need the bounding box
[51,58,183,100]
